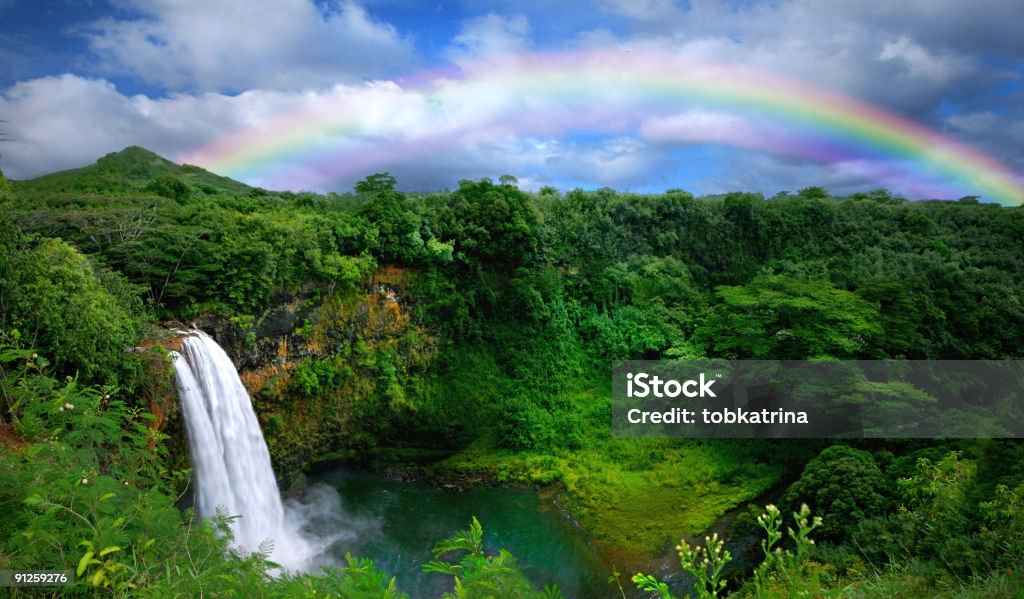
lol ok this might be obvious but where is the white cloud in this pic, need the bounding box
[572,27,619,48]
[600,0,687,25]
[331,134,668,193]
[697,152,958,200]
[584,0,1017,121]
[542,136,666,187]
[1,75,151,178]
[946,109,1024,174]
[83,0,414,92]
[879,36,967,83]
[640,111,789,150]
[0,75,312,179]
[447,13,532,66]
[0,68,668,193]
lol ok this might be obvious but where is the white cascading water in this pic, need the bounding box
[170,330,312,570]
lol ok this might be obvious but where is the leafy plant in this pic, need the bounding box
[424,517,560,599]
[633,533,732,599]
[752,503,823,593]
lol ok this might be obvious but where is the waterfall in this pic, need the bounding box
[170,330,310,570]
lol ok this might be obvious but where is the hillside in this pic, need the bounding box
[11,145,251,198]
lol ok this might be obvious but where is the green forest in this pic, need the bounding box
[2,146,1024,597]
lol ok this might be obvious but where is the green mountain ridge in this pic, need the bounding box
[12,145,251,197]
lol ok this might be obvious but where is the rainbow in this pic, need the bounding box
[181,50,1024,205]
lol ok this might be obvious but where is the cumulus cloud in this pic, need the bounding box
[599,0,688,26]
[525,136,668,189]
[639,112,939,199]
[1,75,156,178]
[82,0,414,92]
[0,74,312,179]
[0,64,671,194]
[324,135,667,193]
[447,13,532,65]
[694,151,967,201]
[879,36,969,83]
[946,108,1024,176]
[591,0,1020,121]
[640,111,792,150]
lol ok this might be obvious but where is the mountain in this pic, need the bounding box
[13,146,250,197]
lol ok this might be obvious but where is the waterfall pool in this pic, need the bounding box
[298,467,624,598]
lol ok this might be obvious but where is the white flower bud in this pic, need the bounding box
[81,478,89,484]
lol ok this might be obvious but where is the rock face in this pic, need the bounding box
[154,266,435,489]
[189,267,420,378]
[130,342,190,481]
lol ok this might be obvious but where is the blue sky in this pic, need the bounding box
[1,0,1022,200]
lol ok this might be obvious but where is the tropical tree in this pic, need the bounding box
[694,275,882,359]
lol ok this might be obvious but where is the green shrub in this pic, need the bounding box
[782,444,888,541]
[423,517,558,599]
[0,229,145,386]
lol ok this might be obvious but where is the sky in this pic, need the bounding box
[1,0,1022,202]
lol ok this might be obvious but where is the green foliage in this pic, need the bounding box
[742,450,1024,597]
[358,187,428,263]
[495,393,583,451]
[750,503,823,595]
[355,172,398,194]
[424,516,558,598]
[444,177,542,268]
[695,275,883,359]
[285,553,407,598]
[0,225,146,385]
[579,304,671,358]
[6,157,1024,597]
[290,358,347,398]
[145,174,191,201]
[1,340,178,593]
[0,164,11,200]
[15,146,250,198]
[782,444,889,541]
[634,532,732,599]
[631,572,676,598]
[633,504,821,599]
[845,449,1024,590]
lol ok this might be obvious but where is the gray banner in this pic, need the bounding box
[612,360,1024,438]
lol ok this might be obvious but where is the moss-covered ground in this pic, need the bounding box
[430,383,783,556]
